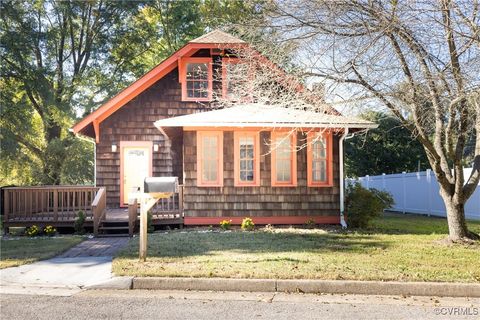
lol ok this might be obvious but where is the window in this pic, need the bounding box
[180,58,212,101]
[271,132,297,186]
[307,131,333,187]
[197,131,223,186]
[234,131,260,186]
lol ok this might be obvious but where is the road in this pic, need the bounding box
[1,289,478,320]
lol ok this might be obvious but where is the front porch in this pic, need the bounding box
[2,185,184,236]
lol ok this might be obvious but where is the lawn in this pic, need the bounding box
[0,236,84,269]
[113,213,480,282]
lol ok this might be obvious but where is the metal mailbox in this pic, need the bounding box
[144,177,178,194]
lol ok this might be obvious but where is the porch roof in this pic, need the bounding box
[154,104,377,130]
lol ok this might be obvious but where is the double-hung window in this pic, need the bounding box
[197,131,223,187]
[307,131,333,187]
[234,131,260,186]
[181,58,212,101]
[271,132,297,186]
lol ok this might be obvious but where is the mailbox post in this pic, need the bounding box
[137,177,178,262]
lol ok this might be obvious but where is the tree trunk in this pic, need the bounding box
[444,197,469,240]
[440,189,479,241]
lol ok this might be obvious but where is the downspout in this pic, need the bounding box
[339,128,355,228]
[69,129,97,187]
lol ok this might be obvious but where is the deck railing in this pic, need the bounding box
[127,185,184,234]
[150,185,184,219]
[2,186,102,224]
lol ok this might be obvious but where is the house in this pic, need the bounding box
[4,30,374,231]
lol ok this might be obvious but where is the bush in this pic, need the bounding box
[304,218,316,229]
[43,225,57,236]
[74,211,86,235]
[26,225,39,237]
[241,217,255,231]
[219,219,232,230]
[345,182,394,228]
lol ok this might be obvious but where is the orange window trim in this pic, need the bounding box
[197,131,224,187]
[234,131,261,187]
[271,132,297,187]
[180,57,213,102]
[307,131,333,187]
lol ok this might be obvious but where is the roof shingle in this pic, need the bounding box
[189,29,245,44]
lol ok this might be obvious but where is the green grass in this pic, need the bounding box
[113,213,480,282]
[0,236,84,269]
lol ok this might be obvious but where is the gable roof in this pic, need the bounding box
[71,29,341,141]
[190,29,245,44]
[154,104,377,130]
[71,30,248,140]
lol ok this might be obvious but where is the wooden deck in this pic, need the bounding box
[2,185,184,236]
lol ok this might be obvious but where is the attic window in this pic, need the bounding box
[180,57,212,101]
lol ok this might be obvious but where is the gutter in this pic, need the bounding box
[69,128,97,187]
[339,128,355,228]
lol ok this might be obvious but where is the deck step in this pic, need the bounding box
[99,226,129,230]
[96,233,130,238]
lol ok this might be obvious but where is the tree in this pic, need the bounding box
[247,0,479,241]
[345,111,429,177]
[1,1,146,185]
[1,0,260,186]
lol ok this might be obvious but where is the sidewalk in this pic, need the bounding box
[0,237,130,296]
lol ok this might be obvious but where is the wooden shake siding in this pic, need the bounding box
[183,131,340,218]
[96,70,209,206]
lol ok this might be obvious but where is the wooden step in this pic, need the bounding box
[99,226,129,230]
[96,233,130,238]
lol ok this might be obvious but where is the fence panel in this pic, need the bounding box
[352,169,479,220]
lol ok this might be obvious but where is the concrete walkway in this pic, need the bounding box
[0,237,130,296]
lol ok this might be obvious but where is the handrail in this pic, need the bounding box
[92,187,106,236]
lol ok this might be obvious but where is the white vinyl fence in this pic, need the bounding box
[349,169,480,221]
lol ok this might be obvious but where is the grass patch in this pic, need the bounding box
[0,236,84,269]
[113,213,480,282]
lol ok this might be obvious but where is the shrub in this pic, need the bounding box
[219,219,232,230]
[43,225,57,236]
[241,217,255,231]
[26,225,39,237]
[345,182,394,228]
[304,218,316,229]
[74,211,86,235]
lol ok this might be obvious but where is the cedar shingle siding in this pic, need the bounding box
[96,70,208,206]
[96,67,339,220]
[183,131,340,218]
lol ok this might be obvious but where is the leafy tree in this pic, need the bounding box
[1,0,260,186]
[346,111,429,177]
[1,0,145,185]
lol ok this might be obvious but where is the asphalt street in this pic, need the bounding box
[1,289,478,320]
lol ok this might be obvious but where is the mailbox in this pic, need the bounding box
[144,177,178,194]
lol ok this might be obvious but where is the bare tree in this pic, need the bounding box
[234,0,479,242]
